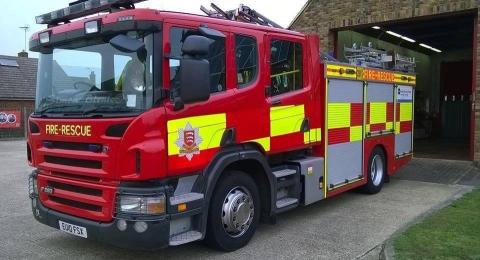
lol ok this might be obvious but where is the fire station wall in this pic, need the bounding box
[0,100,34,139]
[290,0,479,162]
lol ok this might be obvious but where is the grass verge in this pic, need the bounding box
[393,188,480,259]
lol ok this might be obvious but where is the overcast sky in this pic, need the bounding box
[0,0,307,58]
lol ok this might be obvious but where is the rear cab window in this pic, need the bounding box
[269,39,303,96]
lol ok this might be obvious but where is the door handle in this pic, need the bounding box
[272,100,282,106]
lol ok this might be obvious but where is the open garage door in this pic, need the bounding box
[333,11,477,161]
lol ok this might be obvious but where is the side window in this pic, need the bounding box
[270,39,303,96]
[169,27,226,93]
[235,34,258,88]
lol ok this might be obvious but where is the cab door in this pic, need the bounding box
[266,34,315,152]
[162,20,235,175]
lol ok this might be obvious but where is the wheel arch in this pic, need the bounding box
[200,144,275,236]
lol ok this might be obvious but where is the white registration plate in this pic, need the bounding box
[58,220,88,238]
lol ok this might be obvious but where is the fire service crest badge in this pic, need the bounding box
[175,122,202,161]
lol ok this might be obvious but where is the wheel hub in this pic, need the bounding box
[222,186,254,237]
[371,154,384,186]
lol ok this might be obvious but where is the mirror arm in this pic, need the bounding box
[173,96,184,111]
[169,86,184,111]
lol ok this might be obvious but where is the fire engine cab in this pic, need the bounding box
[27,0,415,251]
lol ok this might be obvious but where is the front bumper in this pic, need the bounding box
[31,196,170,250]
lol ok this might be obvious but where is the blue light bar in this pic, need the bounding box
[35,0,146,25]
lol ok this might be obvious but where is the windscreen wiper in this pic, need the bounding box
[36,104,81,114]
[80,106,142,115]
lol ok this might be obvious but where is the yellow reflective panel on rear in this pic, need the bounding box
[370,102,387,124]
[386,122,393,131]
[167,114,226,156]
[400,103,413,121]
[350,126,363,142]
[270,105,305,137]
[328,103,350,129]
[395,122,401,134]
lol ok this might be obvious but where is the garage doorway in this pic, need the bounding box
[333,11,477,161]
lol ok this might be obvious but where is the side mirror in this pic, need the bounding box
[177,35,212,105]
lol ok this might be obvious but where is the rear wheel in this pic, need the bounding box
[205,170,260,251]
[361,147,386,194]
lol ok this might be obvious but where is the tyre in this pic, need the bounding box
[361,147,386,194]
[205,170,260,251]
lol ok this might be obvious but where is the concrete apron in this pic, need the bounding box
[0,141,477,260]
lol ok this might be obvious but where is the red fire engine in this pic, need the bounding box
[27,0,415,251]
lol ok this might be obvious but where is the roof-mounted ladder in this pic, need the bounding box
[200,3,283,29]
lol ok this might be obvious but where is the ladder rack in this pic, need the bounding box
[200,3,283,29]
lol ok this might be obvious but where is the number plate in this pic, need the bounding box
[58,220,87,238]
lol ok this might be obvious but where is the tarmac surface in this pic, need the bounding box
[0,140,477,260]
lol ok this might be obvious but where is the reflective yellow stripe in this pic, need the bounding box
[366,124,371,134]
[386,122,393,130]
[167,114,226,156]
[394,73,416,85]
[395,122,401,134]
[304,128,322,144]
[350,126,363,142]
[370,102,386,124]
[314,128,322,142]
[326,64,357,79]
[304,132,309,143]
[328,103,350,129]
[400,103,413,121]
[270,105,305,137]
[248,137,270,152]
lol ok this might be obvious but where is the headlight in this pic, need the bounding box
[118,194,166,215]
[28,174,38,198]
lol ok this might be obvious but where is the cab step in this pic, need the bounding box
[276,197,298,208]
[272,165,301,213]
[169,230,202,246]
[273,168,297,178]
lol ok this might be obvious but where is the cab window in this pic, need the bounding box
[270,39,303,96]
[169,27,226,93]
[235,34,258,88]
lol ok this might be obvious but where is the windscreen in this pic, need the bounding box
[34,31,154,117]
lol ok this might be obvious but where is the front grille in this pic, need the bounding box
[44,155,102,169]
[51,171,101,182]
[48,181,102,196]
[38,174,116,221]
[49,196,102,212]
[46,140,102,152]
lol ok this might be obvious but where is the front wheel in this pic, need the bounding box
[205,170,260,251]
[361,147,386,194]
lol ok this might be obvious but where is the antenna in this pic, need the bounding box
[19,25,30,52]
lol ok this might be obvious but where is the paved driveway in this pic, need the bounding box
[0,140,475,259]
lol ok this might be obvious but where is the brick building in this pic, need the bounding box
[0,55,37,139]
[290,0,480,163]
